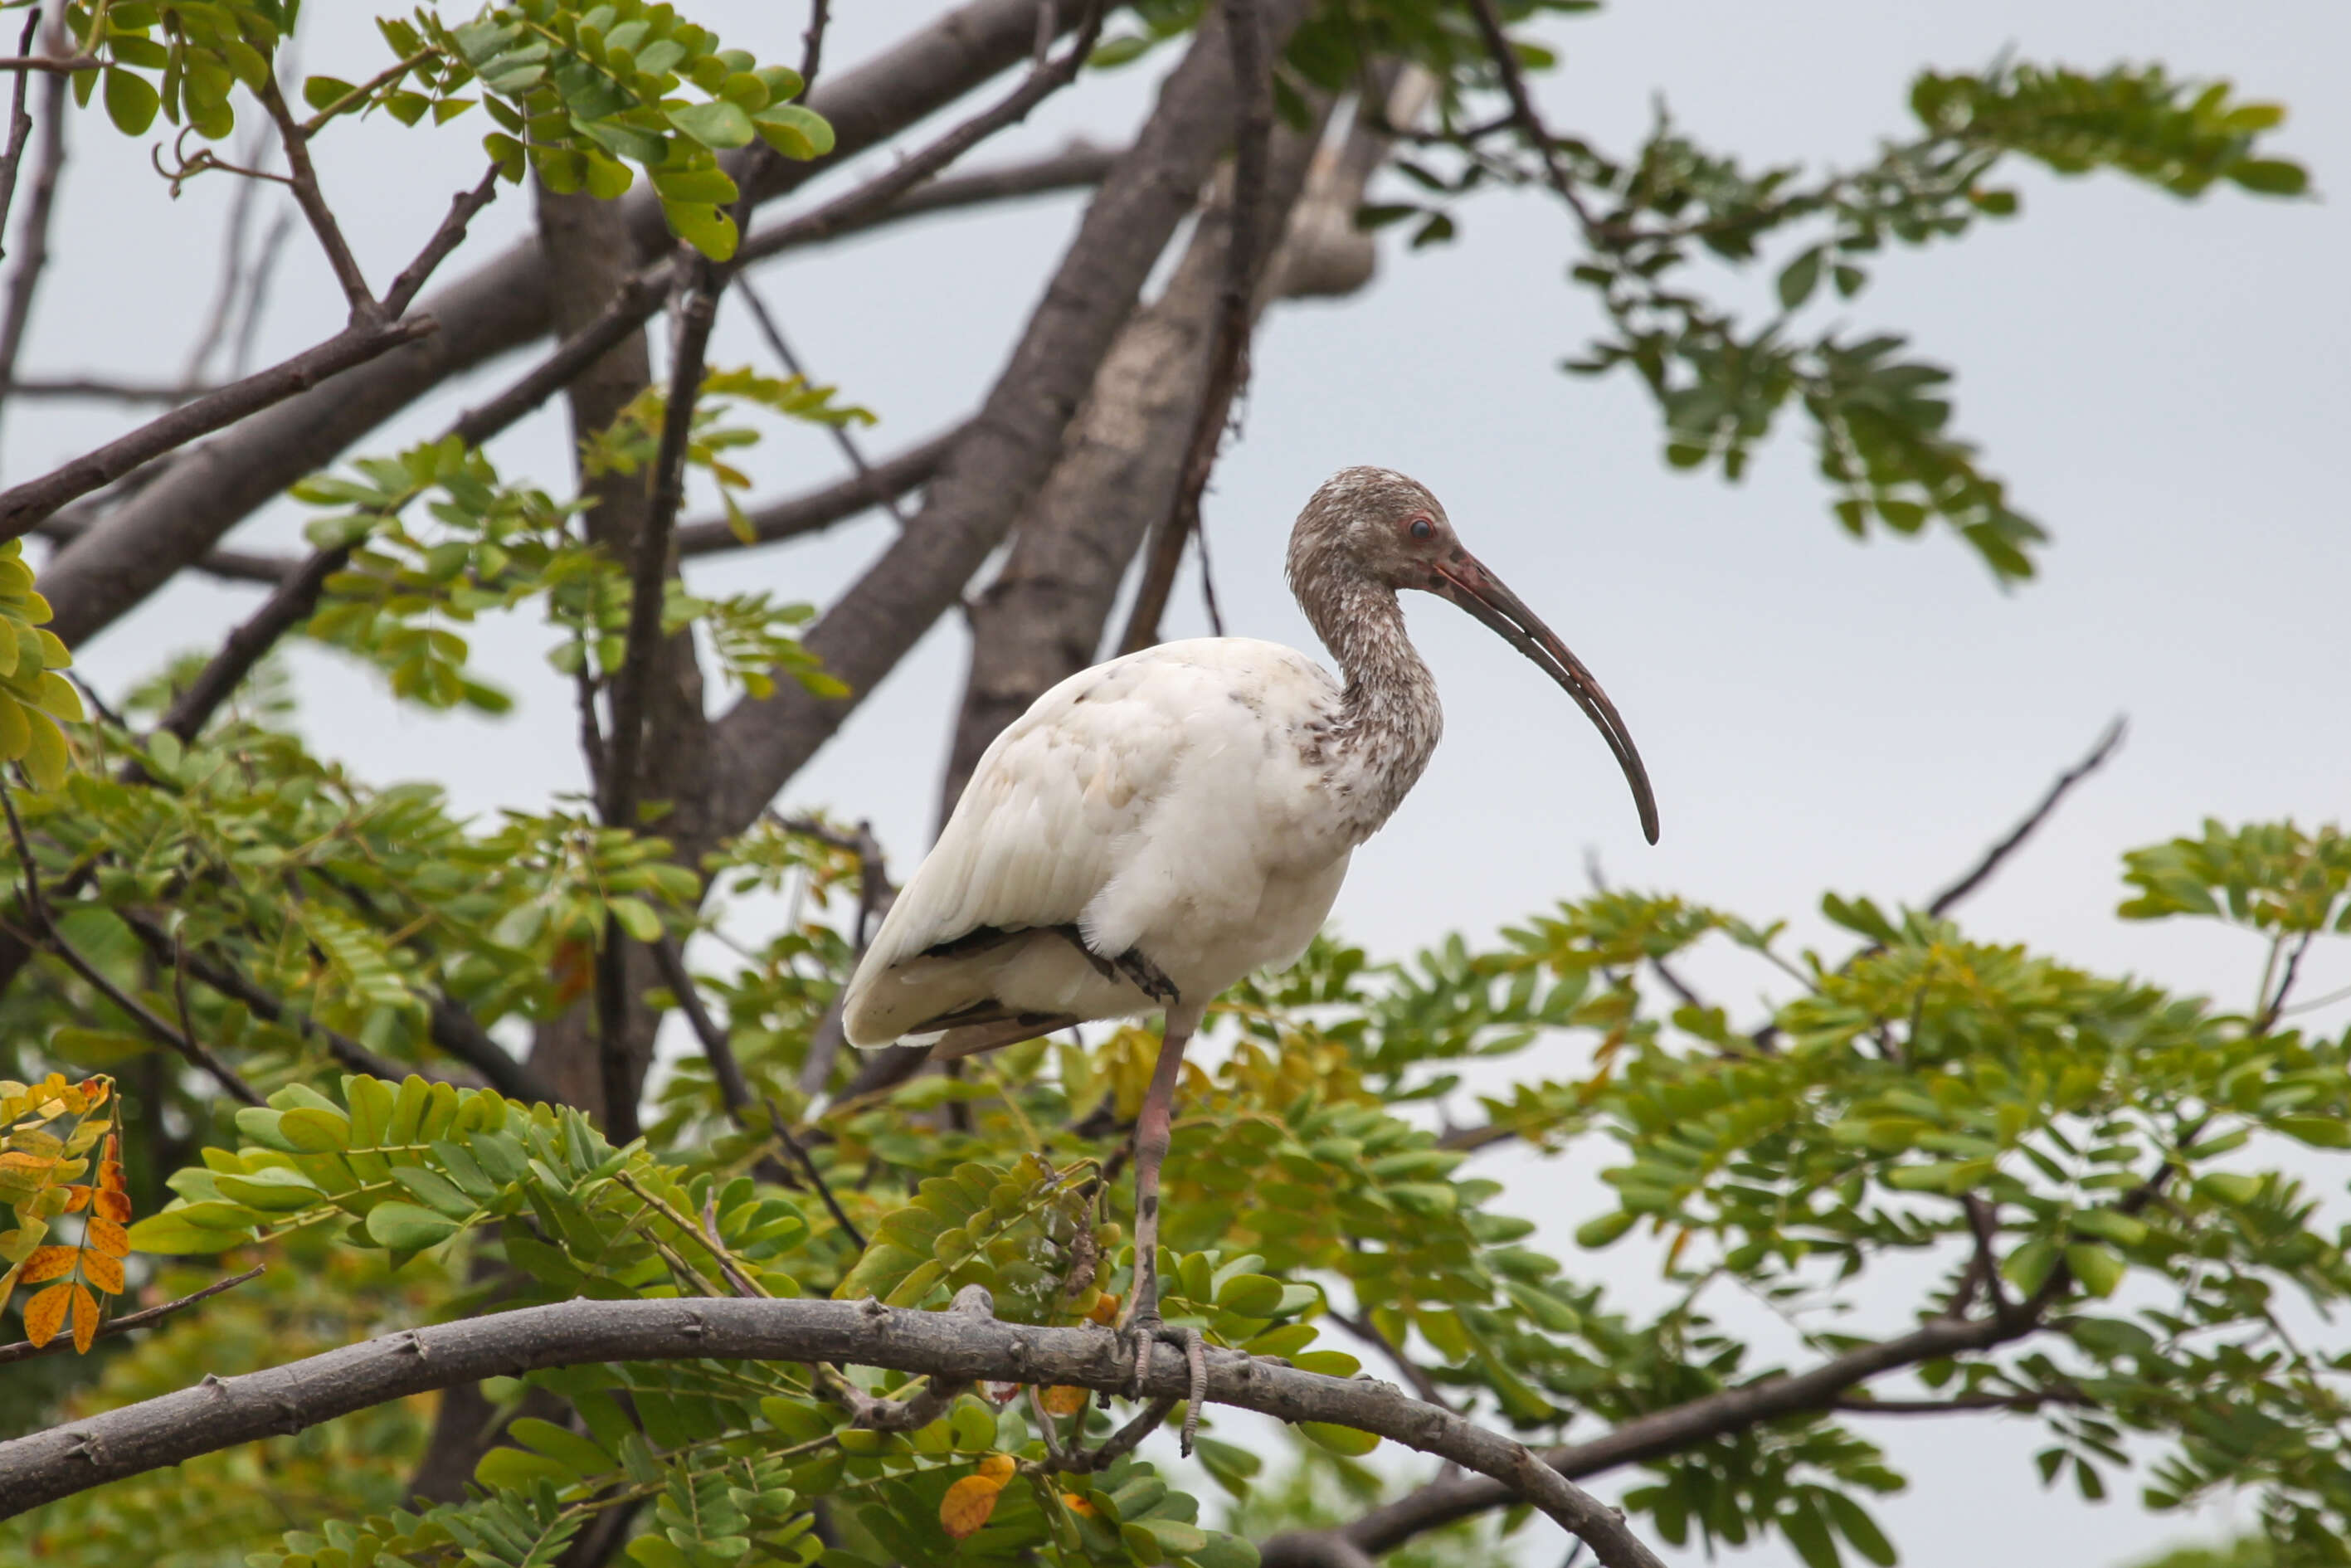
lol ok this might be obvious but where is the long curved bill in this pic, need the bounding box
[1432,554,1661,845]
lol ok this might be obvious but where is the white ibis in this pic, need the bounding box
[842,465,1657,1355]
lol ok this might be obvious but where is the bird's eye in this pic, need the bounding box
[1409,517,1434,541]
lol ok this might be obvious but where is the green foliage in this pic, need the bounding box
[0,540,83,791]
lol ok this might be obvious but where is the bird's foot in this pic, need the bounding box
[1120,1313,1208,1455]
[1113,947,1180,1007]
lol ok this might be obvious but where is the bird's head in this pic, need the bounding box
[1289,465,1661,845]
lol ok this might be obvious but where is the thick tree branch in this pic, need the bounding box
[935,69,1411,817]
[709,0,1316,836]
[0,316,436,544]
[37,0,1099,647]
[0,1295,1665,1568]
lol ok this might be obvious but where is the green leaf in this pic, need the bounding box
[668,100,754,150]
[2064,1241,2126,1298]
[1777,246,1823,310]
[365,1200,463,1252]
[1298,1422,1379,1457]
[103,69,162,136]
[752,104,834,160]
[124,1209,251,1254]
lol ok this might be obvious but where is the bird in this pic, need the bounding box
[840,465,1657,1356]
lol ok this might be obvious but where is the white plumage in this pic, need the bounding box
[845,638,1356,1051]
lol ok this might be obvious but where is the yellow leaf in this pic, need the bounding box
[18,1244,76,1283]
[95,1187,131,1223]
[1039,1385,1088,1417]
[71,1281,98,1351]
[61,1184,90,1213]
[80,1249,123,1295]
[940,1458,1015,1540]
[22,1279,70,1346]
[86,1215,128,1258]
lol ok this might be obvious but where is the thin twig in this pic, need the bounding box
[1926,716,2127,918]
[1117,0,1271,655]
[0,32,65,439]
[764,1095,865,1250]
[382,165,501,318]
[112,908,426,1084]
[735,279,908,528]
[0,53,100,75]
[4,377,211,405]
[0,1264,266,1366]
[648,934,753,1115]
[2255,928,2314,1033]
[797,0,830,92]
[733,141,1118,268]
[182,119,273,387]
[733,0,1106,261]
[259,74,377,321]
[0,12,42,262]
[1462,0,1598,228]
[0,787,262,1106]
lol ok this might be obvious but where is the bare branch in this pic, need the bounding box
[1925,716,2128,918]
[737,280,908,528]
[0,1265,265,1367]
[708,0,1317,836]
[38,0,1105,648]
[4,377,210,406]
[737,141,1117,268]
[799,0,830,92]
[1117,0,1273,655]
[258,75,380,322]
[153,545,353,744]
[0,1295,1667,1568]
[0,12,42,265]
[0,53,101,75]
[0,22,62,442]
[676,424,962,558]
[1462,0,1598,228]
[1300,1303,2054,1561]
[727,1,1106,264]
[383,166,504,319]
[0,314,436,543]
[428,996,555,1105]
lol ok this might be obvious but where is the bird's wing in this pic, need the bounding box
[841,651,1200,1040]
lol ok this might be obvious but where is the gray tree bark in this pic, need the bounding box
[703,0,1317,838]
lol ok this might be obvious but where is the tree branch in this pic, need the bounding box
[0,17,61,446]
[709,0,1317,836]
[0,789,263,1107]
[736,140,1117,267]
[1292,1303,2054,1562]
[1117,0,1272,655]
[0,1295,1666,1568]
[37,0,1102,647]
[0,1264,265,1367]
[1925,715,2127,918]
[259,75,378,323]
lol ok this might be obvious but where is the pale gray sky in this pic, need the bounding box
[7,2,2348,1563]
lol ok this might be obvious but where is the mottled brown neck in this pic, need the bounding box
[1293,558,1443,844]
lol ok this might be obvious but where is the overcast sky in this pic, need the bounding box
[7,2,2348,1563]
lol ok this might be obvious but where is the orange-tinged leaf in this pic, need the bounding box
[71,1282,98,1351]
[1086,1293,1120,1326]
[101,1157,125,1191]
[1061,1493,1098,1517]
[976,1454,1015,1482]
[61,1184,90,1212]
[19,1245,77,1283]
[0,1151,56,1176]
[95,1188,132,1222]
[1039,1385,1088,1417]
[80,1249,124,1294]
[940,1475,1005,1539]
[22,1280,71,1346]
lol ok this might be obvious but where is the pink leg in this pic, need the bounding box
[1124,1003,1197,1331]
